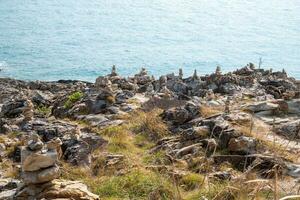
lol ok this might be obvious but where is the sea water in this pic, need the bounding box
[0,0,299,81]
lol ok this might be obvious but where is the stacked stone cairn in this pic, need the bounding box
[21,133,59,185]
[9,133,99,200]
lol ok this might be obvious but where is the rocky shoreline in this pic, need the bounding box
[0,63,300,199]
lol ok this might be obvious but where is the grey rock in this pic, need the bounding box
[0,100,25,118]
[62,134,107,166]
[0,189,16,200]
[275,119,300,139]
[0,179,20,192]
[162,102,200,125]
[27,139,44,151]
[246,101,279,113]
[228,136,256,154]
[32,90,54,106]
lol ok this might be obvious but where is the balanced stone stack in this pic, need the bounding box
[8,133,99,200]
[20,133,59,185]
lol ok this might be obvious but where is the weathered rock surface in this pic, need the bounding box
[0,133,99,200]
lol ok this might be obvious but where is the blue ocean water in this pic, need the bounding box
[0,0,299,81]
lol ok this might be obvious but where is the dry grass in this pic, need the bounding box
[200,106,224,118]
[61,163,176,200]
[129,109,170,141]
[0,159,19,178]
[233,119,299,162]
[59,108,299,200]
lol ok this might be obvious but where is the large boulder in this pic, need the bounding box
[25,119,78,142]
[162,102,200,125]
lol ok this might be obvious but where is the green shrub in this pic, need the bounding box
[37,105,51,116]
[64,91,83,109]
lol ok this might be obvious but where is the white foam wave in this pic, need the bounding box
[0,61,8,71]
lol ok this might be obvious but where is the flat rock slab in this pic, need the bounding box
[246,101,279,113]
[21,165,60,184]
[21,148,58,172]
[13,179,99,200]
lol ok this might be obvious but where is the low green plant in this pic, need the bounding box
[143,150,168,165]
[64,91,83,109]
[37,105,51,116]
[94,169,174,199]
[133,134,154,150]
[181,173,204,191]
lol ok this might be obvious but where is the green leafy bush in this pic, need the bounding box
[37,106,51,116]
[64,91,83,109]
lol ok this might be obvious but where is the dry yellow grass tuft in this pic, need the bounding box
[231,116,299,163]
[200,106,224,118]
[129,109,170,141]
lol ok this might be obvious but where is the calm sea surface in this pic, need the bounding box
[0,0,299,81]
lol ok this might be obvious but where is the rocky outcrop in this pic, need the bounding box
[1,65,300,199]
